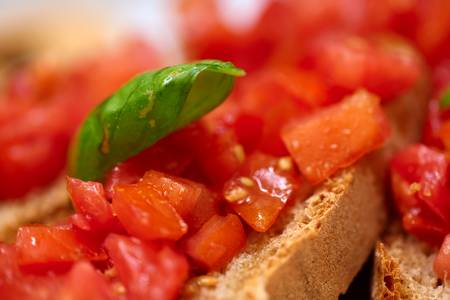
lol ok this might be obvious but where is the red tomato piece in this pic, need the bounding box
[305,33,421,101]
[237,71,313,156]
[223,153,301,232]
[403,209,449,247]
[104,128,196,198]
[67,177,118,232]
[183,214,246,271]
[141,170,220,232]
[195,130,244,185]
[112,183,187,241]
[391,144,450,225]
[434,234,450,281]
[282,90,389,184]
[105,234,188,300]
[0,244,63,300]
[15,225,107,273]
[58,261,115,300]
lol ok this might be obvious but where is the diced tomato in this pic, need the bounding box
[58,261,115,300]
[0,39,162,201]
[15,225,107,272]
[391,144,450,225]
[235,71,313,156]
[223,153,301,232]
[105,234,188,300]
[183,214,246,271]
[390,171,421,215]
[112,183,187,241]
[194,129,244,185]
[104,142,194,199]
[282,90,389,184]
[67,177,118,233]
[403,209,449,246]
[423,97,445,148]
[141,170,220,232]
[304,33,421,101]
[0,245,61,300]
[434,234,450,281]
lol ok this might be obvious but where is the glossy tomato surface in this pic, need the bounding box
[183,214,246,271]
[223,153,301,232]
[282,90,389,184]
[105,234,188,300]
[112,183,187,241]
[15,225,107,273]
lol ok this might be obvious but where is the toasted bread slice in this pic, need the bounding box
[372,225,450,300]
[182,79,429,299]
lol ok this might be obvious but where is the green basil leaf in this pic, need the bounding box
[68,60,245,181]
[440,87,450,110]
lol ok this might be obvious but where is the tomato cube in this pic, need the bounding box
[112,183,187,241]
[434,235,450,281]
[141,170,220,232]
[223,153,301,232]
[307,33,421,100]
[105,234,188,300]
[104,139,193,199]
[391,144,450,225]
[67,177,117,232]
[59,261,114,300]
[183,214,246,271]
[282,90,389,184]
[15,225,107,272]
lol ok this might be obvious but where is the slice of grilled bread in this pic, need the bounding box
[181,78,429,300]
[372,225,450,300]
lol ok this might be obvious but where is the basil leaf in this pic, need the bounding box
[68,60,245,181]
[440,87,450,110]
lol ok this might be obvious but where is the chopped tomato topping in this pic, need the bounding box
[223,153,301,232]
[0,39,162,200]
[15,225,107,272]
[391,144,450,226]
[141,170,220,232]
[112,183,187,241]
[105,234,188,300]
[282,90,389,184]
[58,261,115,300]
[66,177,118,233]
[304,33,421,101]
[434,234,450,281]
[182,214,246,271]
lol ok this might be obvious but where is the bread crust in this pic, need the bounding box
[372,228,450,300]
[184,78,429,299]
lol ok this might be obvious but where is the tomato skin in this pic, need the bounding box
[112,183,187,241]
[141,170,220,232]
[58,261,115,300]
[105,234,188,300]
[183,214,246,271]
[403,209,448,246]
[391,144,450,225]
[104,144,193,199]
[0,244,65,300]
[223,153,301,232]
[305,33,421,101]
[0,39,162,201]
[282,90,389,184]
[67,177,118,233]
[15,225,107,273]
[434,234,450,281]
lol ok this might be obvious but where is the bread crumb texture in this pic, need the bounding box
[373,228,450,300]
